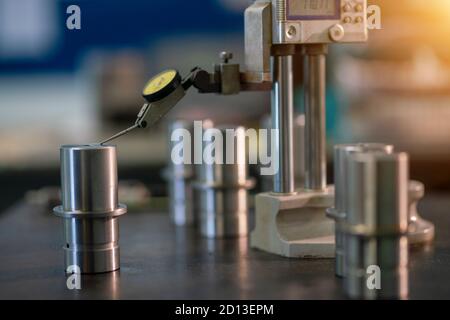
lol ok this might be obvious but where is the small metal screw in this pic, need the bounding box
[287,26,297,38]
[220,51,233,64]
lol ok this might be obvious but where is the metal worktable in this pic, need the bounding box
[0,194,449,300]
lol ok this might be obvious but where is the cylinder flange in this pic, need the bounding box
[53,145,126,274]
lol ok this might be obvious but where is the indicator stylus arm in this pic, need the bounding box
[184,67,221,93]
[186,66,271,94]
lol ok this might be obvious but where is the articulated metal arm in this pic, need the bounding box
[99,55,271,145]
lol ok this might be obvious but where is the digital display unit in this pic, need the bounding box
[287,0,341,20]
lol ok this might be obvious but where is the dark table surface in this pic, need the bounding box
[0,194,449,300]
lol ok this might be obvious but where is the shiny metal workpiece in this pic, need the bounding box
[259,115,273,192]
[165,120,195,226]
[328,143,394,278]
[343,152,409,300]
[53,145,127,274]
[260,114,305,192]
[304,45,328,191]
[194,126,254,238]
[272,54,295,194]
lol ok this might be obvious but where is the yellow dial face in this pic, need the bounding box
[143,70,178,96]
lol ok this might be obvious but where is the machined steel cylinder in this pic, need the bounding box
[293,115,306,188]
[259,115,273,192]
[272,54,295,194]
[166,120,195,226]
[343,152,409,300]
[260,114,305,192]
[328,143,394,277]
[53,145,127,274]
[195,126,254,238]
[304,45,327,191]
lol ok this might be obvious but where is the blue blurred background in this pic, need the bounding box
[0,0,246,72]
[2,0,450,211]
[0,0,268,170]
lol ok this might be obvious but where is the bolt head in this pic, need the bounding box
[329,24,345,42]
[286,25,297,38]
[220,51,233,63]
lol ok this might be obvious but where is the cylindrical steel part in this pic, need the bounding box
[293,115,306,188]
[194,119,215,182]
[168,120,195,178]
[344,152,409,299]
[203,126,248,187]
[192,120,215,226]
[346,153,409,231]
[271,55,295,194]
[304,51,327,191]
[334,144,394,214]
[167,120,195,226]
[63,217,120,274]
[197,126,253,238]
[345,235,409,300]
[260,114,305,192]
[55,145,126,274]
[168,178,194,226]
[332,143,394,277]
[259,115,273,192]
[61,145,118,213]
[199,188,249,238]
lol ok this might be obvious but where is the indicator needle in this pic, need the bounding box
[99,124,139,145]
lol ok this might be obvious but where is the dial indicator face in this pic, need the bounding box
[143,70,178,96]
[142,69,181,103]
[287,0,340,20]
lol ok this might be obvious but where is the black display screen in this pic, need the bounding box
[287,0,341,20]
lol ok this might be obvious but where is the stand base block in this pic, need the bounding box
[251,187,335,258]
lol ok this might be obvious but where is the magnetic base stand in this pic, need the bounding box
[251,187,335,258]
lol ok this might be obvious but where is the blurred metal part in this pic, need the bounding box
[194,126,255,238]
[217,52,241,95]
[192,119,215,225]
[240,71,272,91]
[259,115,274,192]
[165,120,195,226]
[118,180,151,210]
[192,66,271,93]
[25,186,61,210]
[272,54,295,194]
[293,114,305,187]
[53,145,126,274]
[328,143,394,278]
[244,1,272,81]
[408,180,435,245]
[260,113,305,192]
[343,152,409,300]
[303,44,328,191]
